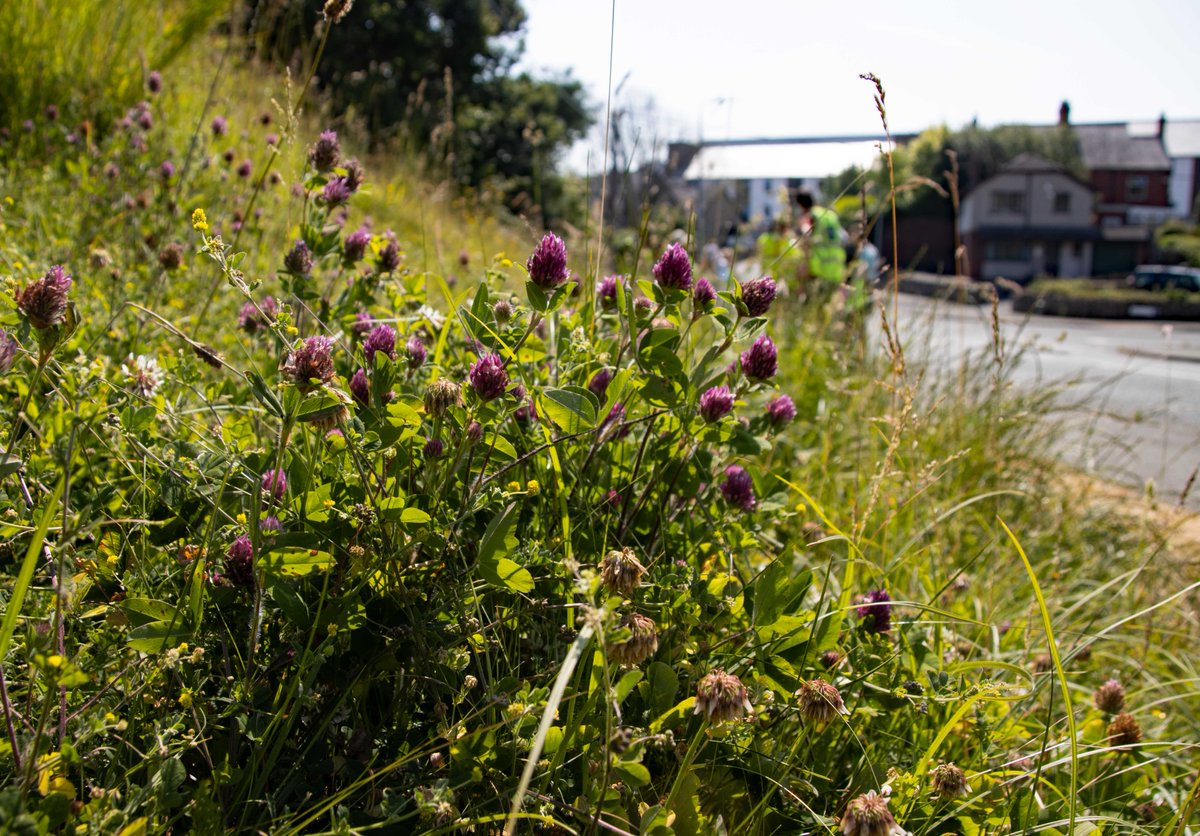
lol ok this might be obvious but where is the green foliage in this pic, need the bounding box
[1157,218,1200,266]
[0,12,1196,836]
[249,0,593,224]
[0,0,223,130]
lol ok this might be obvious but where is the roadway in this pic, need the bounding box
[885,293,1200,508]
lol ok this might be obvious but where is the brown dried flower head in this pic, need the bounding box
[1107,712,1142,747]
[599,547,646,597]
[795,678,849,727]
[930,761,970,799]
[1093,678,1125,714]
[608,612,658,667]
[694,669,752,725]
[840,790,904,836]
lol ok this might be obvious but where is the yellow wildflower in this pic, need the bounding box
[179,689,193,709]
[191,208,209,232]
[506,481,522,493]
[526,479,540,496]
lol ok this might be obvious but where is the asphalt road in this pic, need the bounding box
[885,293,1200,508]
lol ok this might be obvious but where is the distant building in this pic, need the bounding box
[961,154,1096,281]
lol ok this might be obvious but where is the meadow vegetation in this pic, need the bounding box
[0,4,1197,834]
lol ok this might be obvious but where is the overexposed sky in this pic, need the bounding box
[518,0,1200,173]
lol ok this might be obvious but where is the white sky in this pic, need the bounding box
[517,0,1200,174]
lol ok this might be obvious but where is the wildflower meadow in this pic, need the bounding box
[0,2,1197,834]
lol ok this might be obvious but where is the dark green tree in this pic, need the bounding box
[249,0,592,224]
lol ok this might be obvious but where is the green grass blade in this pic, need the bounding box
[0,477,65,662]
[999,516,1078,836]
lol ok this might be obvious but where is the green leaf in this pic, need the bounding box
[400,507,431,525]
[750,563,813,627]
[540,386,597,433]
[613,760,651,787]
[262,548,334,576]
[475,504,533,592]
[117,597,182,627]
[615,669,643,704]
[645,662,679,717]
[246,370,283,418]
[480,556,534,594]
[0,478,64,661]
[126,621,192,654]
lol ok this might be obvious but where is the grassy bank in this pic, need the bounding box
[1,11,1198,836]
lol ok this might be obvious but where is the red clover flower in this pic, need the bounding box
[468,353,508,401]
[740,334,778,381]
[363,324,397,364]
[282,335,335,392]
[720,465,756,512]
[699,385,735,423]
[526,232,569,289]
[17,265,73,330]
[741,276,777,317]
[653,242,693,291]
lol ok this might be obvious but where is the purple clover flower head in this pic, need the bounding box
[693,278,717,309]
[261,515,282,533]
[308,130,340,171]
[423,437,444,459]
[469,353,508,401]
[527,232,569,289]
[222,148,235,164]
[282,335,335,391]
[321,176,352,206]
[45,104,59,122]
[225,536,255,588]
[344,226,371,263]
[350,367,369,406]
[239,296,278,335]
[740,334,778,381]
[856,589,893,635]
[596,274,626,310]
[587,368,612,400]
[652,242,693,291]
[741,276,777,317]
[466,420,483,444]
[211,116,228,137]
[22,119,34,133]
[284,240,314,276]
[160,160,175,180]
[600,402,628,439]
[261,468,287,502]
[343,159,365,192]
[136,109,153,131]
[0,329,18,372]
[17,265,73,330]
[147,71,162,93]
[766,394,797,427]
[236,160,252,179]
[699,385,735,423]
[377,239,401,273]
[351,310,374,336]
[405,335,427,368]
[513,394,538,425]
[265,132,279,147]
[493,298,514,323]
[720,465,756,512]
[363,324,397,364]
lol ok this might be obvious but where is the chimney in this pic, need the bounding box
[1058,100,1070,126]
[1158,113,1167,140]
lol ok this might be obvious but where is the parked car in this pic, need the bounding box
[1128,265,1200,292]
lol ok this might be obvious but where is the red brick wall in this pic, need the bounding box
[1089,169,1170,206]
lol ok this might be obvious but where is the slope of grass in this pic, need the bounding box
[0,14,1197,836]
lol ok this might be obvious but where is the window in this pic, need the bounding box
[1053,192,1072,213]
[990,191,1025,214]
[1126,175,1149,202]
[985,241,1030,261]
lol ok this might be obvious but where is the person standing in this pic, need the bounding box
[795,190,846,303]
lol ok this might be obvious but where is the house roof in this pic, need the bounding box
[1074,124,1169,170]
[1001,153,1072,174]
[1125,119,1200,158]
[682,140,884,181]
